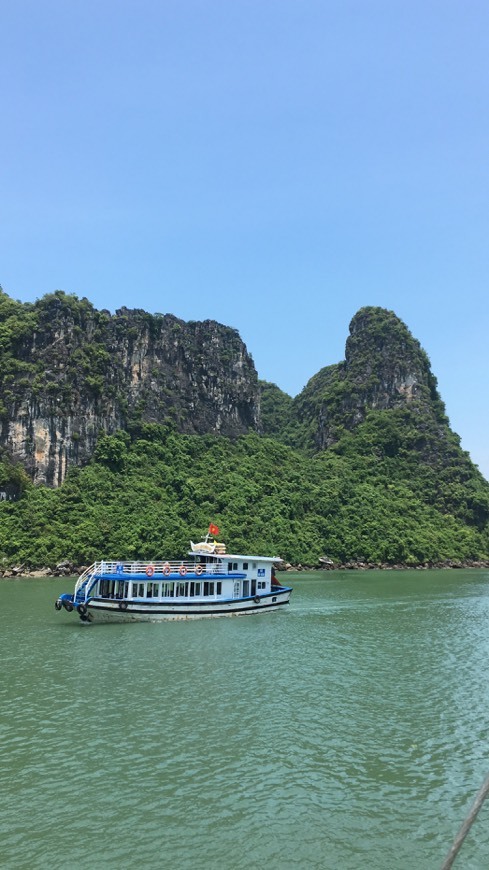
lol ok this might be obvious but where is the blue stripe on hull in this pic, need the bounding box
[83,588,291,619]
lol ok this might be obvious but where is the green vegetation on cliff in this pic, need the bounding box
[0,287,259,484]
[287,307,448,452]
[0,293,488,568]
[0,423,487,568]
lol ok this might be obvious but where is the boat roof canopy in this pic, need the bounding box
[188,550,280,563]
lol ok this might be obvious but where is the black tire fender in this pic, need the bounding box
[254,596,260,604]
[64,601,74,613]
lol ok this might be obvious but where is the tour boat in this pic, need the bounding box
[54,530,292,623]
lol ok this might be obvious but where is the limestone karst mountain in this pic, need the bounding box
[0,289,259,485]
[1,290,488,567]
[282,306,447,452]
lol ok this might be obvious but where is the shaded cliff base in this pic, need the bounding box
[2,557,489,578]
[281,558,489,571]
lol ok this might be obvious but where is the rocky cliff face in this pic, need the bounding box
[291,307,447,451]
[0,294,462,487]
[0,291,260,485]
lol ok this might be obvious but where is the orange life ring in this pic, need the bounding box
[146,565,155,577]
[163,565,171,576]
[195,565,203,576]
[179,565,187,576]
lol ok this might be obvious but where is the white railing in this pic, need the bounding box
[95,560,225,575]
[74,564,97,600]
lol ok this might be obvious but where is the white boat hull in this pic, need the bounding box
[83,589,291,623]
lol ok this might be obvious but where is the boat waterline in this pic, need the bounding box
[78,587,291,621]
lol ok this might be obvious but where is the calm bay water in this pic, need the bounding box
[1,570,489,870]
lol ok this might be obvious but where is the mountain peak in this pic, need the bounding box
[291,306,446,451]
[345,306,441,408]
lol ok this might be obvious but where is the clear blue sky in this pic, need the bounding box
[2,1,488,478]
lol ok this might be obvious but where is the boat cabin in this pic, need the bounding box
[83,551,278,603]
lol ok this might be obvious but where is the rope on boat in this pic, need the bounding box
[441,770,489,869]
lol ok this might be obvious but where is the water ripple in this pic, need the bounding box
[1,572,489,868]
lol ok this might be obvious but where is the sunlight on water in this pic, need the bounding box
[1,570,489,869]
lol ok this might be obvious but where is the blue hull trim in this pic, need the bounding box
[88,599,290,617]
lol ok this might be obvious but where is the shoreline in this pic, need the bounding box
[2,557,489,578]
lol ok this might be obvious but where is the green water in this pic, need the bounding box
[2,570,489,870]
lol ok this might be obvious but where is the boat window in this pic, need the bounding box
[216,581,222,595]
[101,580,108,598]
[138,583,144,597]
[203,581,214,596]
[147,583,152,598]
[228,562,233,573]
[233,581,240,598]
[131,582,138,597]
[194,582,201,596]
[243,562,248,570]
[257,581,266,590]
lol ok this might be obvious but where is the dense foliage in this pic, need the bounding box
[0,422,487,568]
[259,380,294,437]
[0,293,488,568]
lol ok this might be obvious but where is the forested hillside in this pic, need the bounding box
[0,426,487,569]
[0,291,488,569]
